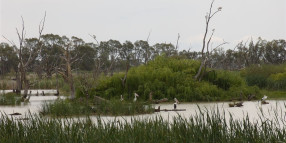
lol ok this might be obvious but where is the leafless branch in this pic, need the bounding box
[2,36,16,47]
[89,34,99,45]
[146,29,152,42]
[175,33,180,50]
[24,12,46,68]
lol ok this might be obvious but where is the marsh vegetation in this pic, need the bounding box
[1,107,286,143]
[1,0,286,142]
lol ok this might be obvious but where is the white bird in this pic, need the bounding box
[261,95,268,101]
[24,91,32,102]
[174,98,179,104]
[134,93,139,102]
[120,95,124,101]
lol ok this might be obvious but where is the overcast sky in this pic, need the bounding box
[1,0,285,51]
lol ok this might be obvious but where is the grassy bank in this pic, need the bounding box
[1,108,285,143]
[0,92,21,105]
[260,89,286,99]
[40,99,154,116]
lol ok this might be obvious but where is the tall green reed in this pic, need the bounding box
[1,107,285,143]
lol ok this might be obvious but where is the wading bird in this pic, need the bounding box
[261,95,267,101]
[134,93,139,102]
[155,106,160,112]
[120,95,124,101]
[24,91,32,102]
[261,95,269,104]
[174,98,180,104]
[174,98,179,109]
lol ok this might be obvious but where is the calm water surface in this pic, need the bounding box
[0,93,285,124]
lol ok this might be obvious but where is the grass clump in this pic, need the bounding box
[0,92,21,105]
[40,99,154,116]
[40,99,93,116]
[96,100,154,116]
[1,107,286,143]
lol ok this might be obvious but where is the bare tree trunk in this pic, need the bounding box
[15,71,21,94]
[58,44,78,99]
[65,46,76,99]
[4,12,46,98]
[121,60,129,88]
[175,33,180,50]
[194,0,222,80]
[69,78,75,99]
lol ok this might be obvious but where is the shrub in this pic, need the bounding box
[94,56,261,102]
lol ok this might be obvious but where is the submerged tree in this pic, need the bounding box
[3,13,46,97]
[56,36,82,99]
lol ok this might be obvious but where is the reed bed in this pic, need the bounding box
[1,107,286,143]
[40,99,93,116]
[40,99,154,116]
[0,92,21,105]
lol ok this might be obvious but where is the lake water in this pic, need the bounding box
[0,89,58,95]
[1,94,285,125]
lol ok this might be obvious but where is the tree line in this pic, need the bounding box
[1,35,285,78]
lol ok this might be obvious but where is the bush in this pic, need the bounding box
[242,64,286,90]
[94,56,260,102]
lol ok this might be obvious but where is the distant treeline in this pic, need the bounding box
[0,34,285,77]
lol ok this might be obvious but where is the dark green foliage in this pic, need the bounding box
[96,56,202,101]
[0,92,21,105]
[0,43,18,75]
[95,56,259,101]
[1,107,285,142]
[242,64,286,90]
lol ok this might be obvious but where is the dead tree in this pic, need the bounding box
[3,13,46,98]
[120,60,130,88]
[57,41,80,99]
[175,33,180,50]
[199,38,228,81]
[194,0,222,80]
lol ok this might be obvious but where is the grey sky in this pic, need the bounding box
[1,0,285,51]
